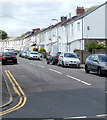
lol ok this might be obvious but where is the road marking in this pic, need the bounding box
[0,70,27,116]
[66,75,91,86]
[64,116,86,119]
[97,114,107,117]
[49,68,62,74]
[37,65,45,68]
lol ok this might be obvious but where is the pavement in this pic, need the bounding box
[1,74,13,108]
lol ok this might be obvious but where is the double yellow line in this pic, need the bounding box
[0,70,27,116]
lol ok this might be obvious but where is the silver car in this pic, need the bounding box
[28,51,40,60]
[85,54,107,76]
[58,52,80,67]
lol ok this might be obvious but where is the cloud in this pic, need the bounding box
[0,0,106,36]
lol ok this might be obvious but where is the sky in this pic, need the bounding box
[0,0,106,37]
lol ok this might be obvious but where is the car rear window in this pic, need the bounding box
[31,52,38,54]
[3,52,15,56]
[64,53,78,58]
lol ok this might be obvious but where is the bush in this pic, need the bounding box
[73,49,80,52]
[96,44,105,49]
[39,48,46,53]
[86,42,97,52]
[33,48,38,51]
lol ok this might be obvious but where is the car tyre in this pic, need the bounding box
[57,61,60,66]
[14,61,18,64]
[85,65,90,73]
[62,61,65,67]
[47,61,49,64]
[2,62,5,65]
[52,60,55,65]
[97,67,102,76]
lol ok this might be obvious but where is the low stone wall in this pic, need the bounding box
[75,49,107,63]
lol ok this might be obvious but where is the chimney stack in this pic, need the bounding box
[61,16,67,22]
[76,7,85,15]
[32,28,40,32]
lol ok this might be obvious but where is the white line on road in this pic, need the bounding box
[37,65,45,68]
[49,68,62,74]
[66,75,91,86]
[64,116,86,119]
[97,114,107,117]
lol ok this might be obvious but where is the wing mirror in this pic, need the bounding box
[93,59,99,63]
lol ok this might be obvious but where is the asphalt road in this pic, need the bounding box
[2,57,106,119]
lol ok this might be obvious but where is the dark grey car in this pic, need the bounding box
[46,52,61,65]
[85,54,107,76]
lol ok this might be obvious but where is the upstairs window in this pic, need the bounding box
[77,22,80,31]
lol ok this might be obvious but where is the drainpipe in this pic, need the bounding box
[65,24,69,52]
[81,15,84,64]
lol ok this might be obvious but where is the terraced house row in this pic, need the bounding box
[1,2,107,54]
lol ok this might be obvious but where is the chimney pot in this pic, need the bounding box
[61,16,67,22]
[32,28,40,32]
[76,7,85,15]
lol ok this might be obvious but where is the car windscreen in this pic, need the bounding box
[3,52,15,56]
[31,52,38,54]
[64,53,78,58]
[99,55,107,62]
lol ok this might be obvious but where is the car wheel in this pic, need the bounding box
[85,65,90,73]
[57,61,60,66]
[52,60,55,65]
[47,61,49,64]
[14,61,18,64]
[2,62,5,65]
[62,61,65,67]
[97,67,102,76]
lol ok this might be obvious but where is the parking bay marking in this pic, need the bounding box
[49,68,62,74]
[66,75,91,86]
[64,116,87,119]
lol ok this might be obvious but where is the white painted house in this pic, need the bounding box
[3,1,105,55]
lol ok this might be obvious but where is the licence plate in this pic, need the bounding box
[7,60,12,62]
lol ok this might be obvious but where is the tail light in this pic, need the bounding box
[13,56,16,58]
[55,56,59,58]
[2,56,5,59]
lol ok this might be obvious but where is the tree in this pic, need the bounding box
[0,30,8,39]
[33,47,38,51]
[86,42,97,52]
[86,41,106,52]
[85,6,98,12]
[39,48,46,53]
[20,31,31,38]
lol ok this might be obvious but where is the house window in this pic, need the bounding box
[77,22,80,31]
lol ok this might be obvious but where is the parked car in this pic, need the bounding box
[85,54,107,76]
[19,51,23,57]
[8,49,18,55]
[2,52,18,65]
[46,52,61,65]
[21,51,27,58]
[27,51,40,60]
[25,51,31,58]
[0,52,2,62]
[58,52,80,67]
